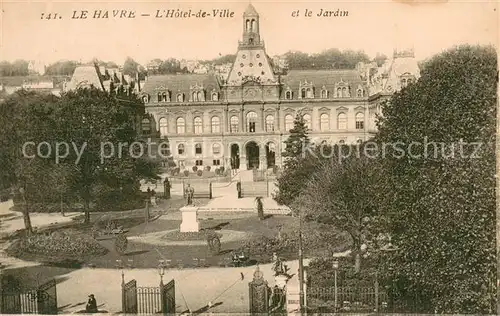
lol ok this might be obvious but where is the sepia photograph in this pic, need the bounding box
[0,0,498,314]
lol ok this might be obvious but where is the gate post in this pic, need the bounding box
[374,273,379,313]
[121,282,126,314]
[209,182,212,199]
[248,266,269,315]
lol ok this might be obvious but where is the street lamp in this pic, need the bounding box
[158,260,166,287]
[332,259,339,313]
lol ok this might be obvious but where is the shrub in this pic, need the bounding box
[192,166,198,172]
[205,166,211,172]
[219,166,225,173]
[197,170,203,177]
[115,233,128,255]
[6,229,108,260]
[214,167,220,175]
[171,167,180,176]
[183,170,189,177]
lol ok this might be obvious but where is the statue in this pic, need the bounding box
[185,183,194,206]
[163,178,171,199]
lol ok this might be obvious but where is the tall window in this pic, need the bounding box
[285,114,294,131]
[194,117,203,134]
[320,113,329,131]
[301,88,306,99]
[342,87,347,97]
[230,116,239,133]
[337,88,342,98]
[159,117,168,137]
[212,143,221,155]
[212,92,218,101]
[355,112,365,130]
[176,117,185,134]
[195,143,202,155]
[141,118,150,134]
[247,111,257,133]
[176,93,183,102]
[306,88,313,98]
[177,143,185,155]
[285,91,292,99]
[197,91,203,101]
[192,92,199,102]
[338,113,347,130]
[142,95,149,103]
[303,114,311,130]
[321,89,328,98]
[265,115,274,132]
[211,116,220,133]
[357,89,363,97]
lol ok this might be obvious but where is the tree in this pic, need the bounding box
[45,60,78,76]
[274,114,313,206]
[376,45,497,313]
[56,86,159,223]
[373,53,388,67]
[0,90,60,233]
[293,145,387,273]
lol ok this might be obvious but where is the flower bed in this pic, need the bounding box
[161,229,222,242]
[6,229,108,261]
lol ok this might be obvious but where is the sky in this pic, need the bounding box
[0,0,498,65]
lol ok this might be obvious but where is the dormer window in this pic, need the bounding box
[176,93,184,102]
[285,90,292,100]
[190,83,205,102]
[211,91,219,101]
[142,95,150,103]
[356,87,364,98]
[321,88,328,99]
[157,91,170,102]
[299,80,315,99]
[335,80,350,98]
[400,73,416,88]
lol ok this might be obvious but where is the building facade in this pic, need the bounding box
[65,4,420,171]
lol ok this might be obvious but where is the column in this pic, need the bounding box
[223,107,228,133]
[240,105,245,132]
[259,143,267,170]
[276,105,281,132]
[260,106,265,132]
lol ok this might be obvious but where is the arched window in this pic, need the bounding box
[342,87,347,97]
[301,88,306,99]
[141,118,151,134]
[176,93,183,102]
[306,88,313,99]
[176,117,185,134]
[246,19,250,31]
[246,111,257,133]
[212,92,218,101]
[194,117,203,134]
[230,116,239,133]
[212,143,221,155]
[251,19,256,31]
[285,91,292,100]
[159,117,168,137]
[157,93,162,102]
[177,143,185,155]
[265,115,274,132]
[337,88,342,98]
[355,112,365,130]
[303,114,312,130]
[338,113,347,130]
[285,114,294,131]
[195,143,202,155]
[197,91,203,101]
[320,113,329,131]
[142,95,149,103]
[211,116,220,133]
[321,89,328,99]
[357,89,363,97]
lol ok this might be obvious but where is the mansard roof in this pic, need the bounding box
[281,69,366,98]
[141,74,221,97]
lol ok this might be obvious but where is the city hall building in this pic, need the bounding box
[68,4,420,171]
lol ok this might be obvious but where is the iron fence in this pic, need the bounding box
[137,287,162,314]
[307,286,389,313]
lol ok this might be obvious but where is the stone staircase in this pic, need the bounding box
[239,170,254,182]
[240,181,269,198]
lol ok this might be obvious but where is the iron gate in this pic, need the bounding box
[122,279,138,314]
[161,280,176,314]
[1,279,58,314]
[122,279,176,315]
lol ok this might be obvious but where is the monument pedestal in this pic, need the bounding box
[180,206,199,232]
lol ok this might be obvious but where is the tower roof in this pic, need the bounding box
[244,3,259,16]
